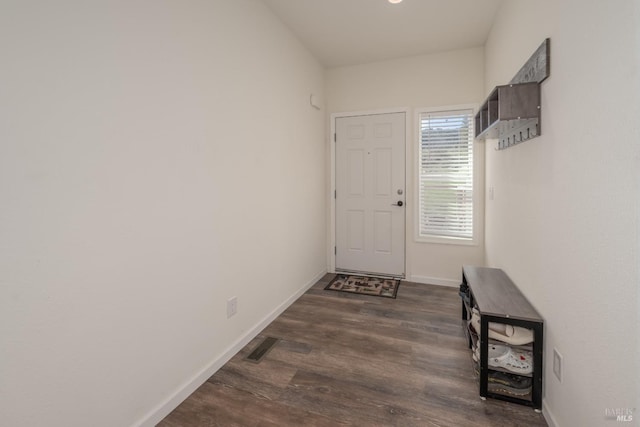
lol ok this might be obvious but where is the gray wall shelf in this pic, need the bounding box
[475,38,550,150]
[474,82,541,149]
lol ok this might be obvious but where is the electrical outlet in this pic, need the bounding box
[553,348,563,383]
[227,297,238,318]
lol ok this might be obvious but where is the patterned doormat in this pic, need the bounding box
[325,274,400,299]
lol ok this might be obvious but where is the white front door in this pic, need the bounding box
[335,112,405,277]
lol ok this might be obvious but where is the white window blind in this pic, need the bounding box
[418,109,474,240]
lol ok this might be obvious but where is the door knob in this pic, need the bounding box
[392,201,404,207]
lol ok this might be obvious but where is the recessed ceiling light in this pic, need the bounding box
[388,0,403,4]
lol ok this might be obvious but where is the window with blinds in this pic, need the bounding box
[418,108,474,241]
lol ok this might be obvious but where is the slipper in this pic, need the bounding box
[487,370,532,390]
[487,323,534,346]
[488,383,532,397]
[474,342,510,363]
[471,344,533,373]
[488,345,533,375]
[470,308,533,345]
[473,367,533,394]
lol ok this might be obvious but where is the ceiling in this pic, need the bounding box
[263,0,503,68]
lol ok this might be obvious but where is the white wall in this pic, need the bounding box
[484,1,640,425]
[0,1,326,426]
[326,48,485,285]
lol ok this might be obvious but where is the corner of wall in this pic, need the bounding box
[135,269,326,427]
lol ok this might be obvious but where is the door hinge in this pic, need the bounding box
[334,133,337,142]
[334,190,336,199]
[334,246,337,255]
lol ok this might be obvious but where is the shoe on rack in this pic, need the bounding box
[459,282,469,294]
[474,343,533,375]
[459,283,471,306]
[470,308,534,345]
[487,370,532,390]
[488,323,534,346]
[488,382,532,397]
[487,344,533,375]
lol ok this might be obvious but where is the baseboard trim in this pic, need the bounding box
[135,268,327,427]
[408,275,460,288]
[542,399,558,427]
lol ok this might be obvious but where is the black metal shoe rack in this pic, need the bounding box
[460,265,544,410]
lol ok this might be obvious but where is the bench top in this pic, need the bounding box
[463,265,542,323]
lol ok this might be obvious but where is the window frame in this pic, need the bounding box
[414,104,479,246]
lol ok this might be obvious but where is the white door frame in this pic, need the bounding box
[329,107,411,276]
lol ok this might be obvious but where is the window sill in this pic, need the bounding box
[415,235,478,247]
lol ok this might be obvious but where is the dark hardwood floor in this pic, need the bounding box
[159,274,547,427]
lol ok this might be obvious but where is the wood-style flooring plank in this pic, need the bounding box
[159,274,547,427]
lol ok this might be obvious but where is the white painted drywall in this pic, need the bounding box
[326,48,486,285]
[484,1,640,425]
[0,1,325,426]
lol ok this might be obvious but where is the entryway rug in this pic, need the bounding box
[325,274,400,299]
